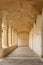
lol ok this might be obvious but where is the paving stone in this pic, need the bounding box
[0,47,43,65]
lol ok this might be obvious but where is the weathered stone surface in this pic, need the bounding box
[0,47,43,65]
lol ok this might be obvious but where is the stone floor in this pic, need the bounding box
[7,47,39,59]
[0,47,43,65]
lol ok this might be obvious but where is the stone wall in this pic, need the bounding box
[18,32,29,47]
[29,15,42,57]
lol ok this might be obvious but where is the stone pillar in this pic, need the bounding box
[0,21,4,58]
[8,24,12,46]
[12,28,14,45]
[2,13,8,48]
[42,9,43,57]
[2,24,8,48]
[0,21,2,48]
[14,30,18,45]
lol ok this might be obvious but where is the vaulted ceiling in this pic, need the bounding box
[1,0,43,32]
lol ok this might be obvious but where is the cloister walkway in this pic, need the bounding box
[0,47,43,65]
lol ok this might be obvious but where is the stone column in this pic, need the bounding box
[0,21,2,48]
[2,14,8,48]
[2,24,8,48]
[12,27,14,45]
[0,19,4,58]
[8,24,12,46]
[14,30,18,45]
[42,9,43,57]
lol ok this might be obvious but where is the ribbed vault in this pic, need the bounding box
[1,0,43,32]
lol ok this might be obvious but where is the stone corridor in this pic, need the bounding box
[0,0,43,65]
[7,47,39,59]
[0,47,43,65]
